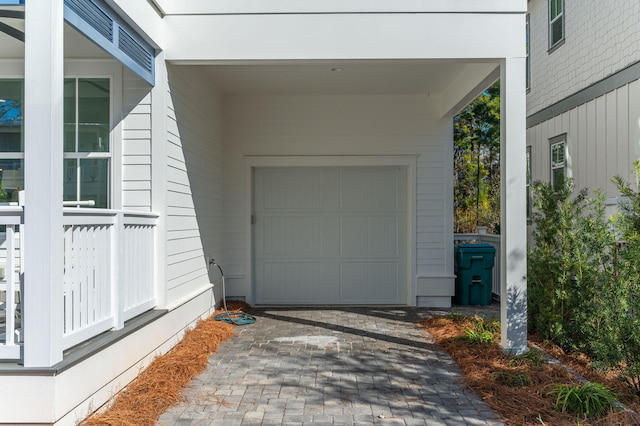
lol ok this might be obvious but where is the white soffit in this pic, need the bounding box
[158,0,527,15]
[199,61,495,96]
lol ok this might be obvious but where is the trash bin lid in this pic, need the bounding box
[455,243,495,250]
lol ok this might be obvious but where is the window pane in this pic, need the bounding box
[553,168,565,191]
[64,79,76,152]
[78,79,110,153]
[0,79,23,153]
[64,159,78,202]
[551,142,565,168]
[550,0,557,19]
[80,158,108,208]
[551,18,563,46]
[0,159,23,202]
[526,149,531,185]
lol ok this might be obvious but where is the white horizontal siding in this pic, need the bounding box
[163,66,225,304]
[122,68,152,211]
[528,79,640,197]
[223,93,452,303]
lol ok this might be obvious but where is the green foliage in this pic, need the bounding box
[549,382,616,419]
[528,165,640,394]
[510,349,546,368]
[491,370,531,387]
[460,327,494,344]
[453,82,501,233]
[445,310,467,323]
[457,316,499,344]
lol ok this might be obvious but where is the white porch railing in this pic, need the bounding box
[61,209,158,350]
[0,206,24,360]
[0,207,158,360]
[454,233,502,299]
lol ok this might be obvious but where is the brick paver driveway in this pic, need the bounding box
[157,307,503,426]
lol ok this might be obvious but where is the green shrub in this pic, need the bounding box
[549,382,616,419]
[528,172,640,393]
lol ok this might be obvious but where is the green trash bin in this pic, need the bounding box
[454,243,495,305]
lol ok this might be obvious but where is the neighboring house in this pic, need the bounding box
[0,0,527,424]
[526,0,640,214]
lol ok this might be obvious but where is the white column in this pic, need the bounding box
[151,53,168,309]
[500,56,528,355]
[23,0,65,367]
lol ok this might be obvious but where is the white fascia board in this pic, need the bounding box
[164,13,524,62]
[161,0,526,15]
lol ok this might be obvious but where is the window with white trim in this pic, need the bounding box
[549,0,564,50]
[64,77,111,208]
[0,77,111,207]
[550,135,566,190]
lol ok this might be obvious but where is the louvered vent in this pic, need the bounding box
[118,27,153,73]
[65,0,113,42]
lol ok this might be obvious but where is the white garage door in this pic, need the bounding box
[254,167,407,305]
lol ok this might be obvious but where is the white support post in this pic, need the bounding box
[500,56,528,355]
[5,226,15,347]
[111,212,124,330]
[23,0,65,367]
[151,53,167,309]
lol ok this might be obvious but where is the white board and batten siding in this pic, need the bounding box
[163,66,225,307]
[528,79,640,198]
[223,94,455,307]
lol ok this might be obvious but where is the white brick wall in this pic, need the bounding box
[527,0,640,115]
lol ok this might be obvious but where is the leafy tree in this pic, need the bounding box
[453,81,501,233]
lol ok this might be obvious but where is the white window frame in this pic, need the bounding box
[0,60,123,209]
[548,0,565,51]
[63,76,112,208]
[550,135,566,190]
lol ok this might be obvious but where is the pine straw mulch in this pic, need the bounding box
[530,335,640,415]
[422,315,640,426]
[81,301,251,426]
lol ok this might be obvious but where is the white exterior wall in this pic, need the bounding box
[164,66,225,307]
[122,68,152,211]
[222,94,454,306]
[527,0,640,115]
[528,79,640,197]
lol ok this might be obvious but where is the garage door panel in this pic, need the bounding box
[257,262,324,302]
[339,168,405,210]
[260,215,322,256]
[340,216,400,255]
[339,262,400,301]
[258,169,339,210]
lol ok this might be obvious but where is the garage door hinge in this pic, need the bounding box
[251,214,256,225]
